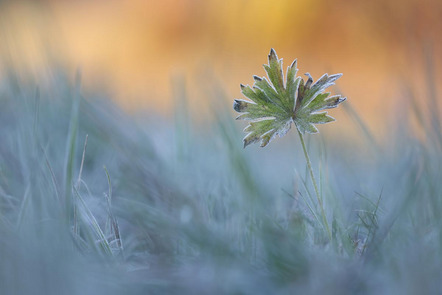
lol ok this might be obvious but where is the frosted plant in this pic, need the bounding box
[233,48,345,148]
[233,49,346,239]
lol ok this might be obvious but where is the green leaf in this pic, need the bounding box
[233,49,346,147]
[294,73,346,134]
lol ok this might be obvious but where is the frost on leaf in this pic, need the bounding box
[233,48,346,148]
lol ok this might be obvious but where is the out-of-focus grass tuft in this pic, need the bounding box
[0,61,441,294]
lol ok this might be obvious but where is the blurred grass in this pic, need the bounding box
[0,60,441,294]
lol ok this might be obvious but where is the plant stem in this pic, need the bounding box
[297,129,332,240]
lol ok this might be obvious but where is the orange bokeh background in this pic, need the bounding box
[0,0,441,139]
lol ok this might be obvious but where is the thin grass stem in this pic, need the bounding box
[297,129,331,240]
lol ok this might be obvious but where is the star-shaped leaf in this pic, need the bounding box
[233,49,346,147]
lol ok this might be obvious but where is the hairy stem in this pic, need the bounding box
[297,129,331,240]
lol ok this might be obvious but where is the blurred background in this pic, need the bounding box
[1,1,442,294]
[0,0,441,139]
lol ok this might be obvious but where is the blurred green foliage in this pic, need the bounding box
[0,62,441,294]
